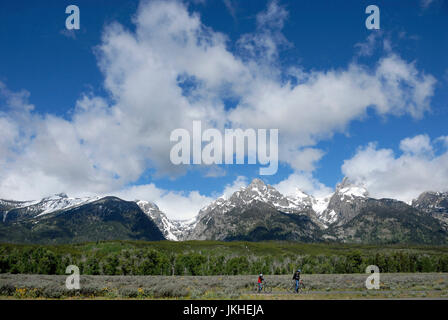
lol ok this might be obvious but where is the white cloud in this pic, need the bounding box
[342,136,448,203]
[228,53,435,171]
[114,175,249,219]
[283,148,325,172]
[399,134,433,155]
[274,172,332,198]
[354,32,384,57]
[114,183,213,220]
[237,0,290,66]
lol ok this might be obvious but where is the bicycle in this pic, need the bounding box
[289,279,307,294]
[254,281,272,293]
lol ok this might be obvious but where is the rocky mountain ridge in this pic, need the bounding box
[1,178,447,244]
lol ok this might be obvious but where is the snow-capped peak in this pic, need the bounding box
[313,178,370,227]
[294,188,310,199]
[0,193,99,221]
[41,193,69,201]
[36,194,99,216]
[136,200,160,214]
[335,177,369,199]
[247,178,266,189]
[232,179,292,209]
[196,179,315,220]
[159,177,371,240]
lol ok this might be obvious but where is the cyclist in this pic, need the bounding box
[292,269,301,293]
[257,273,264,292]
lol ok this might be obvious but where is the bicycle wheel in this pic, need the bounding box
[290,282,298,293]
[264,284,272,293]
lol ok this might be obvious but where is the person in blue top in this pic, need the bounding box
[292,269,301,293]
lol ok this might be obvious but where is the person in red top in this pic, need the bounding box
[257,273,264,292]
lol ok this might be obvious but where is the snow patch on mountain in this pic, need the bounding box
[197,179,315,218]
[36,193,99,216]
[311,195,332,216]
[187,177,370,229]
[1,193,99,221]
[412,191,448,213]
[136,200,186,241]
[336,178,369,199]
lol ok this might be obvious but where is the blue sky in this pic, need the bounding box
[0,0,447,219]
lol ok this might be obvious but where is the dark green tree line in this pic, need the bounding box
[1,245,448,276]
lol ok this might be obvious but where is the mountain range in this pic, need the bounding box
[1,178,447,244]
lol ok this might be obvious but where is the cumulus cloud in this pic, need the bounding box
[399,134,433,155]
[0,0,235,200]
[355,32,384,57]
[0,0,439,218]
[113,174,249,219]
[113,183,213,220]
[228,53,436,171]
[237,0,290,69]
[342,135,448,203]
[274,172,333,198]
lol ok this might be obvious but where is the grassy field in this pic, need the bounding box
[1,273,448,299]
